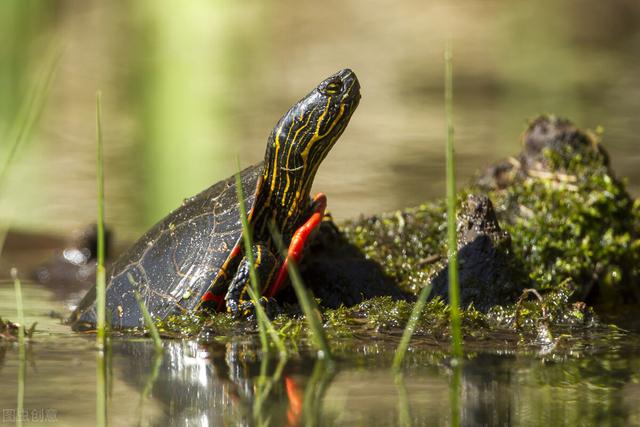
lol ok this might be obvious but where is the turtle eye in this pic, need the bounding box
[321,79,342,95]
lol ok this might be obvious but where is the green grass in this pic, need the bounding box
[445,42,462,427]
[137,349,164,426]
[235,164,286,355]
[11,268,25,427]
[134,289,163,353]
[135,0,233,224]
[302,358,335,426]
[450,361,462,427]
[95,91,108,427]
[392,43,462,371]
[444,43,462,358]
[269,223,333,360]
[95,91,107,349]
[395,373,412,427]
[0,49,59,190]
[96,349,107,427]
[252,356,287,426]
[392,283,433,371]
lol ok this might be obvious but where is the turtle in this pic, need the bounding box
[70,68,361,329]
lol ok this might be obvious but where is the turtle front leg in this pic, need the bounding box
[266,192,327,298]
[225,243,279,317]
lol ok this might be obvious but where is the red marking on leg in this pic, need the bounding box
[285,376,303,427]
[229,245,241,259]
[266,193,327,298]
[200,244,242,311]
[201,291,226,311]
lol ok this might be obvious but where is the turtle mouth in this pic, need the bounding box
[339,69,360,118]
[336,68,359,90]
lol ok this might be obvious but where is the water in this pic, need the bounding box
[1,281,639,426]
[0,0,639,240]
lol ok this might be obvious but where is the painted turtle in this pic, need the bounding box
[71,68,360,329]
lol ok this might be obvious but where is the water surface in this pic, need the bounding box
[1,281,639,426]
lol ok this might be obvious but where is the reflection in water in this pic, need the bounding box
[394,373,412,427]
[117,340,231,425]
[0,320,640,425]
[89,334,640,426]
[112,339,340,426]
[96,348,107,427]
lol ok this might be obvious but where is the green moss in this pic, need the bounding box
[487,280,595,333]
[156,310,226,338]
[152,293,600,351]
[342,201,448,294]
[341,139,639,308]
[488,145,640,305]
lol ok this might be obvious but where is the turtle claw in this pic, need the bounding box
[237,296,282,320]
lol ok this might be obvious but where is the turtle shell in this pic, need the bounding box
[71,163,263,329]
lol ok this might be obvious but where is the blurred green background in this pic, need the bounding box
[1,0,639,241]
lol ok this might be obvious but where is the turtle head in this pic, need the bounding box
[256,69,360,235]
[265,69,360,178]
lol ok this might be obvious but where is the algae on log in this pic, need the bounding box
[478,115,640,307]
[340,115,640,312]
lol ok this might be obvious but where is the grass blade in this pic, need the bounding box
[302,358,335,426]
[136,346,164,427]
[395,373,412,427]
[245,285,287,355]
[253,356,287,425]
[268,224,332,360]
[392,42,462,374]
[445,43,462,358]
[392,283,433,371]
[94,91,108,427]
[0,47,60,189]
[234,163,286,355]
[445,41,463,427]
[96,349,107,427]
[234,169,268,353]
[0,47,60,259]
[95,91,107,349]
[450,361,462,427]
[134,289,163,353]
[11,268,25,427]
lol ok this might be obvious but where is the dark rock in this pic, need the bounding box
[429,195,526,311]
[289,220,411,309]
